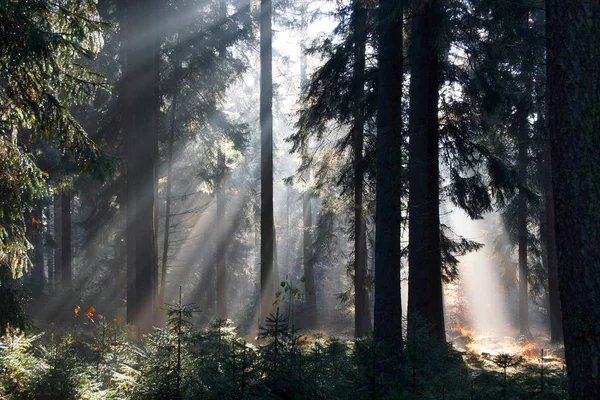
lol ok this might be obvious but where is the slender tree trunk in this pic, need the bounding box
[217,150,228,319]
[407,0,445,345]
[125,0,159,335]
[374,0,404,352]
[518,11,534,336]
[517,118,529,336]
[32,204,45,295]
[160,28,182,317]
[302,174,316,327]
[285,183,290,279]
[273,222,280,293]
[216,0,228,321]
[546,1,600,397]
[260,0,275,325]
[543,138,563,343]
[299,19,317,327]
[46,205,54,291]
[61,192,72,289]
[353,0,371,338]
[53,194,62,290]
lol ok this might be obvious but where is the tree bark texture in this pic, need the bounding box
[374,0,404,351]
[543,139,563,343]
[353,0,371,338]
[407,0,445,345]
[546,0,600,397]
[260,0,275,325]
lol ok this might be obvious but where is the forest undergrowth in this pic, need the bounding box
[0,301,567,400]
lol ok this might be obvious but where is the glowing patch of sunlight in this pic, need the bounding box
[444,208,510,335]
[449,323,565,367]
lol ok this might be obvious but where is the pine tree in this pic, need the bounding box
[0,0,110,275]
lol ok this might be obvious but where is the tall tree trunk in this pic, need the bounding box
[32,204,45,295]
[302,173,316,327]
[407,0,445,345]
[53,194,62,289]
[517,9,535,337]
[285,183,290,279]
[374,0,404,352]
[216,0,228,321]
[46,205,54,291]
[353,0,371,338]
[517,118,529,336]
[260,0,275,325]
[299,16,317,327]
[125,0,159,336]
[273,221,280,293]
[543,138,563,343]
[159,30,180,318]
[217,149,228,319]
[546,0,600,398]
[61,192,72,290]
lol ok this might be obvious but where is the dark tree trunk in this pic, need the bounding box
[373,0,403,352]
[352,0,371,338]
[53,194,61,289]
[285,184,290,279]
[273,221,280,295]
[299,10,317,328]
[406,0,445,345]
[517,120,529,337]
[217,150,228,320]
[517,10,534,337]
[32,204,45,295]
[159,30,180,319]
[125,0,159,336]
[546,0,600,398]
[61,192,72,289]
[216,0,229,321]
[260,0,275,325]
[302,175,316,327]
[46,205,54,291]
[543,139,563,343]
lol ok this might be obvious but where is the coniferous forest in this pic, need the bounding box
[0,0,598,399]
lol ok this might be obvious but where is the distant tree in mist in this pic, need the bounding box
[123,0,160,335]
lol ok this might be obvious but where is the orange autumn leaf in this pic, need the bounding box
[113,317,123,323]
[87,306,95,318]
[74,306,80,316]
